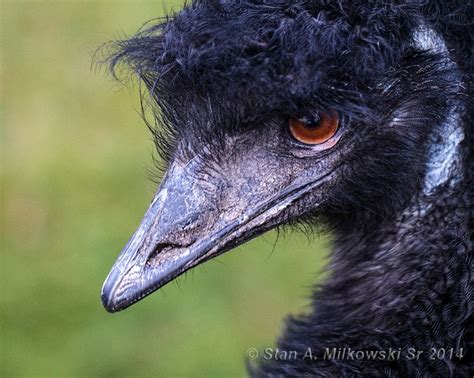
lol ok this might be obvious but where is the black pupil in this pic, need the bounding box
[300,115,321,129]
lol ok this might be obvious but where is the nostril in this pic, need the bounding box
[146,242,193,268]
[147,243,177,262]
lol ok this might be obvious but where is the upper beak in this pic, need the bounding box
[101,156,335,312]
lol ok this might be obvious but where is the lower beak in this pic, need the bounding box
[101,160,334,312]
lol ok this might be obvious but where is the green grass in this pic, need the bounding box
[1,1,329,376]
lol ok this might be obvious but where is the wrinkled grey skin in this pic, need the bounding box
[102,120,347,311]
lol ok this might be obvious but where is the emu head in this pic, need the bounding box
[102,2,463,312]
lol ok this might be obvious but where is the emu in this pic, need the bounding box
[101,1,473,376]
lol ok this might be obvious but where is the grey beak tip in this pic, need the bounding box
[101,269,121,313]
[101,292,118,313]
[101,289,117,313]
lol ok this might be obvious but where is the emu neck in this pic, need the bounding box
[326,119,470,330]
[321,15,472,321]
[324,140,472,342]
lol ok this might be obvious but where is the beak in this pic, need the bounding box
[101,156,335,312]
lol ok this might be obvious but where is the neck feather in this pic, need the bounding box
[321,26,471,330]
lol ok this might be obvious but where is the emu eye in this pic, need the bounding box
[289,111,339,145]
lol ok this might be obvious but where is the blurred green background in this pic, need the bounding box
[1,1,328,376]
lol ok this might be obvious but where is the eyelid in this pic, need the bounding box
[288,126,346,158]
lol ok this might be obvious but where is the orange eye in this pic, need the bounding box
[289,111,339,145]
